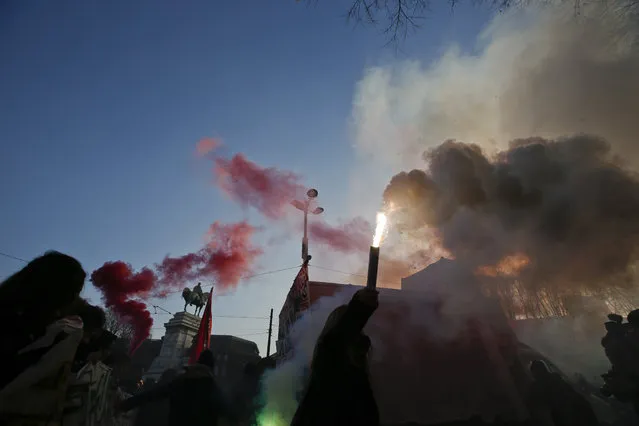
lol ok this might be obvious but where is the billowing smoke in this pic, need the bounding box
[350,0,639,290]
[259,290,354,426]
[215,153,306,220]
[259,3,639,424]
[352,2,639,168]
[90,262,156,353]
[308,217,371,253]
[91,220,261,352]
[196,137,221,156]
[384,136,639,292]
[156,221,262,291]
[260,284,526,425]
[202,142,375,255]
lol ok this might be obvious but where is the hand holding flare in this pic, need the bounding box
[366,212,387,290]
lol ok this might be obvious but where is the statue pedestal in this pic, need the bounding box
[144,311,200,381]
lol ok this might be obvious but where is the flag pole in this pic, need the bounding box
[267,308,273,357]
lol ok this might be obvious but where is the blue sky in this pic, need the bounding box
[0,0,494,355]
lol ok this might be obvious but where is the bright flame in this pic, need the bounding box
[476,253,530,277]
[372,212,387,247]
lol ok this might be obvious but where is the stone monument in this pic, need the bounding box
[143,311,201,381]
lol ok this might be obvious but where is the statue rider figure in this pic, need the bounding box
[193,283,204,304]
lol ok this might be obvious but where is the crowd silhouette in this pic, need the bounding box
[0,251,639,425]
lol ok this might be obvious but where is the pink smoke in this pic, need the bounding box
[196,137,221,156]
[309,217,372,253]
[214,154,305,220]
[90,262,156,353]
[91,221,262,353]
[156,221,262,291]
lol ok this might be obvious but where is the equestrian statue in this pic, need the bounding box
[182,283,210,316]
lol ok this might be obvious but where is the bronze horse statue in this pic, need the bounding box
[182,283,210,316]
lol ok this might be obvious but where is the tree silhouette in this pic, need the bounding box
[104,308,134,341]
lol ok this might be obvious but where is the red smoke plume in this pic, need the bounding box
[91,221,262,353]
[90,262,156,353]
[214,154,305,220]
[308,217,371,253]
[196,137,221,156]
[156,221,262,291]
[207,145,375,254]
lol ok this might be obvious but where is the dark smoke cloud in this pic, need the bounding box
[384,135,639,292]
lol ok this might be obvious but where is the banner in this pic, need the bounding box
[277,263,310,358]
[190,290,213,364]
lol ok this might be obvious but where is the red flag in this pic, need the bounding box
[189,291,213,365]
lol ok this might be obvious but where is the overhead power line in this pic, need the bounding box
[0,251,28,263]
[157,264,302,296]
[310,264,367,279]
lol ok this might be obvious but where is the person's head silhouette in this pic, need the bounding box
[0,251,86,322]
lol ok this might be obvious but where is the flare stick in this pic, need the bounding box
[366,246,380,290]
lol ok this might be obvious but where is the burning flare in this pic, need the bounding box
[372,212,387,247]
[476,253,530,278]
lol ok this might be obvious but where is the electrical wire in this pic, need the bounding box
[157,264,302,295]
[0,251,28,263]
[150,304,270,319]
[310,264,367,279]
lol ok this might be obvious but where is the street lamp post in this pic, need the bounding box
[291,188,324,263]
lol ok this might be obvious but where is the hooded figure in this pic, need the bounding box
[119,350,233,426]
[291,287,379,426]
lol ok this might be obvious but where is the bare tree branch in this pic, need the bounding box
[300,0,639,44]
[104,308,134,341]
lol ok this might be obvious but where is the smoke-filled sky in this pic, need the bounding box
[2,0,636,354]
[0,0,494,353]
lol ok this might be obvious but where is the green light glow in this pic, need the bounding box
[256,410,286,426]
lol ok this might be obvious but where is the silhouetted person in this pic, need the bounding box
[0,251,86,369]
[119,350,233,426]
[529,360,599,426]
[70,300,107,372]
[291,288,380,426]
[601,311,639,416]
[0,315,84,424]
[2,298,106,415]
[133,368,179,426]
